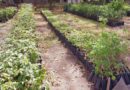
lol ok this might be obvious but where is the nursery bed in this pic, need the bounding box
[0,4,45,90]
[54,12,129,40]
[65,11,124,27]
[54,12,130,69]
[41,10,130,90]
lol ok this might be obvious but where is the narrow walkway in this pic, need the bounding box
[0,20,12,50]
[35,13,92,90]
[123,17,130,29]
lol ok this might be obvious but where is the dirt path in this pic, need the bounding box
[0,20,12,50]
[123,17,130,29]
[35,13,92,90]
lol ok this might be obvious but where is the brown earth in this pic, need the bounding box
[0,20,12,50]
[35,13,92,90]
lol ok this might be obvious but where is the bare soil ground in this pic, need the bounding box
[35,13,92,90]
[0,20,12,50]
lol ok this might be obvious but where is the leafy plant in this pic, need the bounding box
[65,3,102,17]
[101,0,126,20]
[89,32,126,79]
[0,7,17,22]
[123,3,130,11]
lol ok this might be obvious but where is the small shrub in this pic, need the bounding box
[0,7,17,22]
[89,32,126,79]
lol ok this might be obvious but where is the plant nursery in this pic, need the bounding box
[0,0,130,90]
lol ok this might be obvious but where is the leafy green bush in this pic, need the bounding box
[65,1,126,21]
[65,3,102,17]
[0,7,17,22]
[101,0,126,20]
[123,3,130,12]
[89,32,126,79]
[0,4,45,90]
[42,10,127,79]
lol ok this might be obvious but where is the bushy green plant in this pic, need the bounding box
[0,4,45,90]
[65,3,102,17]
[0,7,17,22]
[101,0,126,20]
[123,3,130,11]
[89,32,126,79]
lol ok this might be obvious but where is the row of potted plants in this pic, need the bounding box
[0,7,17,22]
[64,0,126,27]
[0,4,45,90]
[42,9,130,90]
